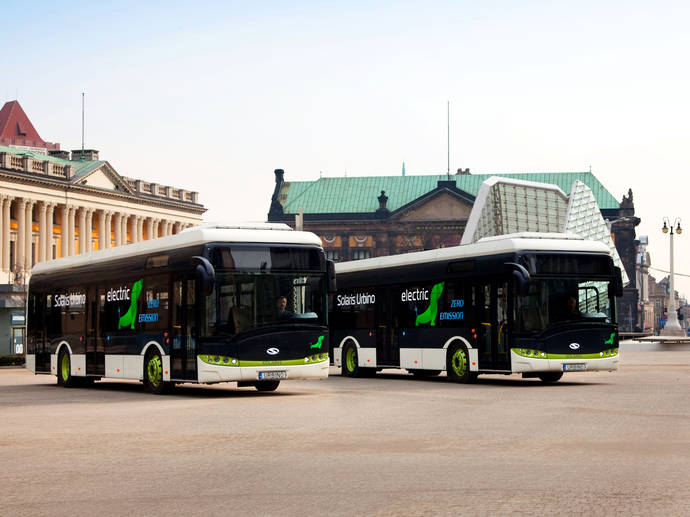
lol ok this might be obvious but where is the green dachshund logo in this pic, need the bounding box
[118,279,143,330]
[310,336,325,350]
[415,282,445,327]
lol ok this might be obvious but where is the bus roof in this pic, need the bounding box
[31,223,323,275]
[336,233,612,274]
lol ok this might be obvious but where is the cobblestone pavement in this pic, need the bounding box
[1,343,688,516]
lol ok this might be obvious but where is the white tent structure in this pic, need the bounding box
[461,176,629,285]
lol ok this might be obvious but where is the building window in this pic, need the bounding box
[351,249,371,261]
[325,249,340,261]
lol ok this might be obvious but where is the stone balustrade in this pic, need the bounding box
[0,149,200,205]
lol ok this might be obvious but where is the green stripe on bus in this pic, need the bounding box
[199,354,329,367]
[512,348,618,360]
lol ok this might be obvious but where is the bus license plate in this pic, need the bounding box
[258,371,287,380]
[563,363,586,372]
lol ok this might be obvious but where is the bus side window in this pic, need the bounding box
[471,284,490,323]
[46,294,61,339]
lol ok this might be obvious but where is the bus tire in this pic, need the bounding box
[254,380,280,392]
[538,372,563,383]
[143,349,170,395]
[446,342,477,383]
[57,348,74,387]
[342,342,361,377]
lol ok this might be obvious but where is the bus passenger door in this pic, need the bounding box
[376,288,397,366]
[474,281,510,371]
[171,277,198,380]
[495,282,510,370]
[86,287,104,375]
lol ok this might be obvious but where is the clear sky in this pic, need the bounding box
[4,1,690,297]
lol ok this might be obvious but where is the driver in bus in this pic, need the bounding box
[276,296,288,318]
[566,295,581,319]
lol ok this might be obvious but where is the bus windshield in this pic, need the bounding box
[517,277,615,333]
[204,271,326,336]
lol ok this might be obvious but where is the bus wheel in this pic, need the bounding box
[538,372,563,383]
[57,348,74,387]
[446,343,476,383]
[342,343,360,377]
[144,349,169,394]
[254,380,280,392]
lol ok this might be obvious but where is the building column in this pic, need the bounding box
[24,199,34,270]
[98,210,106,251]
[146,218,154,241]
[60,205,69,258]
[38,201,48,263]
[138,217,145,242]
[105,212,113,248]
[115,213,123,246]
[131,216,140,243]
[84,209,94,253]
[0,196,10,274]
[16,199,26,274]
[114,213,123,247]
[67,206,76,257]
[78,208,87,254]
[45,203,55,260]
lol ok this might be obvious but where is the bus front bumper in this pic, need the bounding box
[197,355,329,384]
[510,348,619,373]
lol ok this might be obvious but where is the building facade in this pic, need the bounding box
[267,167,640,331]
[0,100,205,354]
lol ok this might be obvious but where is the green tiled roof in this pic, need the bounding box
[0,143,104,178]
[280,172,619,214]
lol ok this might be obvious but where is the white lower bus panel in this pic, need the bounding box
[196,355,329,384]
[510,348,619,373]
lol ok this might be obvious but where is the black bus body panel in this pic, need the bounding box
[330,249,618,372]
[28,242,329,378]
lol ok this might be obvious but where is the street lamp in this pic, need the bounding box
[661,217,684,336]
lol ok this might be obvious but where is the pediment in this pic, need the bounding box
[395,191,473,221]
[72,162,133,194]
[78,168,116,189]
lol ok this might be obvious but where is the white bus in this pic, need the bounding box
[26,224,334,393]
[330,233,622,383]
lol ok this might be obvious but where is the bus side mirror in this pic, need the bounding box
[612,266,624,297]
[505,262,530,297]
[192,256,216,297]
[327,260,337,294]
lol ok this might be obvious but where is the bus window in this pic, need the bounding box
[205,272,326,337]
[497,283,508,354]
[139,276,170,332]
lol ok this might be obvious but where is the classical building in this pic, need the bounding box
[0,100,205,354]
[267,167,641,331]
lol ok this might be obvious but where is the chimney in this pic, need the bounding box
[456,168,470,175]
[71,149,99,161]
[48,150,70,160]
[268,168,285,219]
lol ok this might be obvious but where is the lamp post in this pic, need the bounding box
[661,217,684,336]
